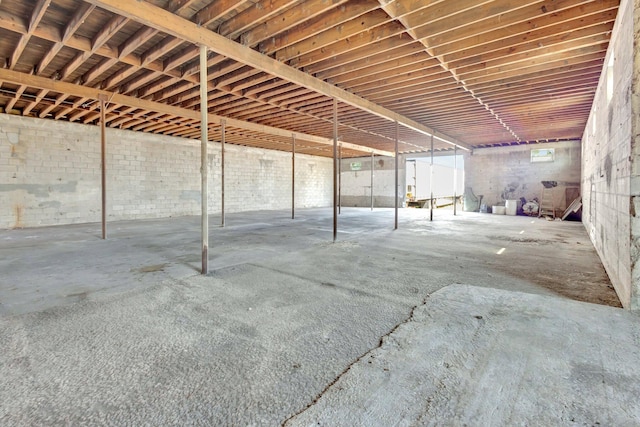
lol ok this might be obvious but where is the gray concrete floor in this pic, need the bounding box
[0,208,637,425]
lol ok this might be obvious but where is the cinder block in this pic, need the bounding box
[1,114,331,228]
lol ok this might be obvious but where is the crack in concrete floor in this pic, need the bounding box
[282,295,431,426]
[0,208,627,425]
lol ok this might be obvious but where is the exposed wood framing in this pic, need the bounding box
[83,0,468,150]
[0,67,392,156]
[0,0,619,150]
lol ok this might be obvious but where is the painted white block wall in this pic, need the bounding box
[465,141,581,210]
[631,0,640,309]
[0,114,332,229]
[339,155,405,207]
[582,0,634,308]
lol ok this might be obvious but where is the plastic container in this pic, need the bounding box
[492,206,506,215]
[505,199,518,216]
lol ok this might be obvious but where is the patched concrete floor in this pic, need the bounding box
[1,208,637,425]
[286,285,640,426]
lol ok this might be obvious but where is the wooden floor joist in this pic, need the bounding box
[0,67,393,157]
[0,0,619,150]
[83,0,469,151]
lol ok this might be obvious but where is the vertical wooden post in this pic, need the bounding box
[199,45,209,274]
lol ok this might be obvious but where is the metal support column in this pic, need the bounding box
[453,145,457,216]
[221,119,225,227]
[292,134,295,220]
[430,134,434,222]
[199,45,209,274]
[394,121,399,230]
[338,143,342,215]
[333,99,338,242]
[370,152,374,211]
[99,94,107,240]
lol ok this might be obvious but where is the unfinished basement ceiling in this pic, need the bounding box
[0,0,619,157]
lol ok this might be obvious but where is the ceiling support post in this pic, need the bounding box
[99,93,107,240]
[199,44,209,275]
[430,134,434,222]
[292,133,295,220]
[333,98,338,242]
[395,121,399,230]
[371,152,374,211]
[338,143,342,215]
[220,119,225,227]
[454,145,458,216]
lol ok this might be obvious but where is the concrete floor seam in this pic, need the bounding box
[283,295,431,426]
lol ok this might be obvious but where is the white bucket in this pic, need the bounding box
[505,199,518,216]
[492,206,506,215]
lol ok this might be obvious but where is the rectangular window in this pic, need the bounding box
[531,148,554,163]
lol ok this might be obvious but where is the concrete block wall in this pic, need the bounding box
[339,155,405,207]
[628,0,640,308]
[0,114,332,229]
[465,141,581,209]
[582,0,634,308]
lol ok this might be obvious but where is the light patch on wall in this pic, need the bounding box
[531,148,554,163]
[606,55,614,103]
[350,162,362,171]
[7,132,19,145]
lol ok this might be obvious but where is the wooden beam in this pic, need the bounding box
[55,97,88,119]
[1,5,409,149]
[5,85,26,111]
[462,52,605,86]
[59,14,128,80]
[163,45,199,72]
[241,0,350,47]
[38,94,67,118]
[459,33,609,70]
[424,0,611,50]
[83,0,468,149]
[92,15,128,50]
[22,89,47,116]
[406,0,503,40]
[194,0,239,26]
[218,0,298,39]
[312,43,428,82]
[262,1,378,56]
[37,3,95,74]
[101,64,135,90]
[377,0,523,144]
[0,68,393,157]
[122,71,164,94]
[275,9,391,63]
[9,0,50,69]
[118,26,157,59]
[83,58,118,85]
[167,0,200,14]
[441,12,617,64]
[294,25,412,72]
